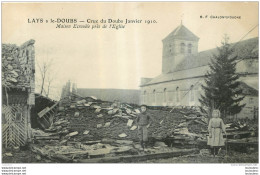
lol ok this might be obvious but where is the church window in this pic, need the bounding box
[190,85,194,102]
[163,88,167,103]
[188,44,192,53]
[249,97,254,104]
[176,87,180,102]
[143,91,146,103]
[181,43,185,53]
[153,89,156,104]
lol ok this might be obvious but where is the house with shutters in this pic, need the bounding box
[140,24,258,119]
[2,40,35,147]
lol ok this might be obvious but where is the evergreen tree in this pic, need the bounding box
[199,35,245,118]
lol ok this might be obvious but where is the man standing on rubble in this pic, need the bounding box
[136,105,152,151]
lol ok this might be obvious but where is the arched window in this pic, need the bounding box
[190,85,194,102]
[143,91,146,103]
[153,89,156,104]
[163,88,167,103]
[188,44,192,54]
[176,87,180,102]
[249,97,254,104]
[181,43,185,53]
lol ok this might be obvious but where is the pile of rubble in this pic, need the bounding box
[34,94,209,146]
[30,94,258,162]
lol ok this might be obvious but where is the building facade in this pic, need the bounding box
[77,88,141,105]
[140,24,258,119]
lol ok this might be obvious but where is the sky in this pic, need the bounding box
[2,2,258,98]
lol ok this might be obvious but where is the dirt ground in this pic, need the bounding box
[2,148,258,164]
[143,151,259,163]
[2,149,38,163]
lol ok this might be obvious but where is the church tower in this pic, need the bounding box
[162,24,199,73]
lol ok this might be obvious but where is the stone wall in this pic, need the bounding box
[140,77,203,107]
[2,39,35,105]
[140,74,258,119]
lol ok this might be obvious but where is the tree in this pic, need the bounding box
[36,58,59,98]
[199,35,246,118]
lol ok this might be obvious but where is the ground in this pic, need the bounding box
[143,151,259,163]
[2,147,258,164]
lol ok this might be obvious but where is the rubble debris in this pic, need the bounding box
[5,153,13,157]
[32,129,52,137]
[85,140,101,145]
[49,96,219,143]
[59,107,65,111]
[77,148,199,163]
[35,155,42,161]
[29,93,258,163]
[97,114,103,118]
[95,108,101,113]
[115,140,133,145]
[77,99,86,104]
[118,133,127,138]
[66,131,78,138]
[13,147,20,152]
[130,125,137,131]
[37,101,60,129]
[74,112,80,117]
[127,119,133,127]
[83,130,90,135]
[154,141,168,147]
[34,136,60,140]
[199,149,211,156]
[90,96,97,100]
[101,138,115,144]
[104,122,111,127]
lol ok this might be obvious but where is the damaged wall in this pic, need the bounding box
[2,39,35,148]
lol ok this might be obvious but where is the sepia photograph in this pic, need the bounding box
[1,2,259,167]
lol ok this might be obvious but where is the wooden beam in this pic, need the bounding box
[77,148,199,163]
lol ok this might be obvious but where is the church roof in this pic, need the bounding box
[175,37,258,72]
[141,37,258,87]
[163,24,199,41]
[77,88,141,105]
[237,82,258,96]
[140,66,209,86]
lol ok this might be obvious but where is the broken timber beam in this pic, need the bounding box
[34,135,60,140]
[30,144,73,163]
[37,101,60,129]
[76,148,199,163]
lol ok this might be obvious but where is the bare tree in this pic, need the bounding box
[46,71,55,98]
[36,58,56,97]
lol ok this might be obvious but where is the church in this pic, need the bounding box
[140,24,258,119]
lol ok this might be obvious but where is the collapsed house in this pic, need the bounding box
[30,93,56,129]
[2,40,35,147]
[29,90,258,163]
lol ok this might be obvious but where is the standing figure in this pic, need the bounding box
[136,105,151,151]
[207,109,227,157]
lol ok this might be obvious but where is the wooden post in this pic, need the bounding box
[5,87,9,106]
